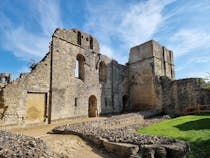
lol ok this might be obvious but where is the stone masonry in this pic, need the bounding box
[0,28,210,126]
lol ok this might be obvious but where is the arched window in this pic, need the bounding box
[90,36,93,49]
[99,61,107,82]
[75,54,85,81]
[77,31,81,45]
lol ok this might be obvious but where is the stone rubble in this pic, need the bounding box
[0,130,58,158]
[51,112,190,158]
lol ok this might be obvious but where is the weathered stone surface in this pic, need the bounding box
[163,141,190,158]
[0,73,12,89]
[129,40,175,111]
[155,146,167,158]
[160,77,210,116]
[103,140,139,158]
[0,27,209,127]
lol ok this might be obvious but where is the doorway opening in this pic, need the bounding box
[88,95,97,117]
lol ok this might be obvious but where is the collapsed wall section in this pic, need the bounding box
[161,77,210,116]
[0,53,51,125]
[51,29,129,119]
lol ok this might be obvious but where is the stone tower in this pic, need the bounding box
[128,40,175,110]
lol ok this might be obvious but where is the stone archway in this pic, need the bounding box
[88,95,97,117]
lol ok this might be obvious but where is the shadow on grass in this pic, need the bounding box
[175,118,210,131]
[186,138,210,158]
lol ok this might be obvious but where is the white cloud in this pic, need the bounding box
[189,56,210,64]
[168,29,210,57]
[0,0,62,61]
[175,55,210,73]
[35,0,63,36]
[3,26,49,60]
[118,0,175,47]
[183,71,209,79]
[85,0,174,64]
[100,44,114,57]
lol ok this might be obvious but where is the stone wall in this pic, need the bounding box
[153,41,175,79]
[161,77,210,116]
[0,53,51,125]
[51,29,102,120]
[0,28,128,126]
[0,73,12,89]
[100,59,128,114]
[128,40,174,111]
[0,27,208,126]
[51,29,128,120]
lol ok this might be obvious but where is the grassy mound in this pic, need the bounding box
[138,114,210,158]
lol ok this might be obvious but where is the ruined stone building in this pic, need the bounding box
[0,28,210,126]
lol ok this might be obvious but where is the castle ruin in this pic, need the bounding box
[0,28,210,126]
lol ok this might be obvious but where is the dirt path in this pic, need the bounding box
[8,117,112,158]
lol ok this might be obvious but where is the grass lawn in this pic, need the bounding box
[138,114,210,158]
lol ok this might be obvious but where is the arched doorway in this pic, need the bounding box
[88,95,97,117]
[122,95,128,112]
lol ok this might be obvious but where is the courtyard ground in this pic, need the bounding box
[6,111,161,157]
[2,112,189,157]
[138,114,210,158]
[9,117,114,158]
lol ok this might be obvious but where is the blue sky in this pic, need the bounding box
[0,0,210,80]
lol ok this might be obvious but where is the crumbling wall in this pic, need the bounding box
[161,77,210,116]
[113,62,131,113]
[153,41,175,79]
[128,40,174,111]
[51,29,128,119]
[0,28,129,126]
[0,53,51,125]
[3,27,207,125]
[97,55,113,114]
[96,56,128,115]
[0,73,12,89]
[129,41,156,110]
[51,29,102,120]
[112,61,128,113]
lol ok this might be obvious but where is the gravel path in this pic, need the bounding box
[7,116,115,158]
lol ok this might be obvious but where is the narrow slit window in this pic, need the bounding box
[90,36,93,49]
[75,98,78,107]
[77,31,81,45]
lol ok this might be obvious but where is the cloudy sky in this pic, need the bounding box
[0,0,210,79]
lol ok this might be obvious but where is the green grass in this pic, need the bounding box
[138,114,210,158]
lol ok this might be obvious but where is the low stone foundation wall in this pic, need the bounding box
[51,112,190,158]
